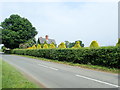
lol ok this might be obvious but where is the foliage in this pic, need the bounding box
[75,40,84,47]
[9,46,120,69]
[19,38,37,49]
[32,45,36,49]
[68,40,84,48]
[2,60,38,88]
[1,14,38,49]
[0,28,2,44]
[90,40,99,48]
[116,38,120,47]
[36,44,41,49]
[49,43,56,48]
[58,42,66,48]
[73,41,81,48]
[1,46,6,52]
[43,44,48,49]
[65,41,70,48]
[37,38,41,45]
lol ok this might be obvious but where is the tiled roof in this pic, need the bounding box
[39,38,56,44]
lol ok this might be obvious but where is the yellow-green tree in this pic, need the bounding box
[58,42,66,48]
[72,41,81,48]
[116,38,120,47]
[90,40,99,48]
[43,44,48,49]
[50,44,56,48]
[37,44,41,49]
[32,45,36,49]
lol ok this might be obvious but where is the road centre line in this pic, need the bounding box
[38,64,58,71]
[76,74,119,88]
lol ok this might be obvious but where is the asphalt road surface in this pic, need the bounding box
[1,53,119,88]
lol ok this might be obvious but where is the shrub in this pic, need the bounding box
[9,46,120,69]
[90,40,99,48]
[49,44,56,48]
[32,45,36,49]
[73,41,81,48]
[37,44,41,49]
[116,38,120,47]
[58,42,66,48]
[43,44,48,49]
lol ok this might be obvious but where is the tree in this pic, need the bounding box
[37,38,41,45]
[90,40,99,48]
[37,44,41,49]
[1,14,38,49]
[116,38,120,47]
[32,45,36,49]
[49,43,56,48]
[65,41,70,48]
[75,40,84,47]
[67,40,84,48]
[58,42,66,48]
[73,41,81,48]
[0,28,2,44]
[19,38,36,49]
[43,44,48,49]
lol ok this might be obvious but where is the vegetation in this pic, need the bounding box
[1,14,38,49]
[0,59,2,89]
[49,43,56,48]
[72,41,81,48]
[2,60,39,88]
[58,42,66,48]
[65,40,84,48]
[90,40,99,48]
[43,44,48,49]
[8,46,120,69]
[116,38,120,47]
[37,44,41,49]
[19,38,36,49]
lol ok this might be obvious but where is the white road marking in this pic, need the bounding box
[38,64,58,71]
[76,74,119,88]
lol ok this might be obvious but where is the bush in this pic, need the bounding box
[1,46,6,52]
[73,41,81,48]
[116,38,120,47]
[49,44,56,48]
[9,46,120,69]
[37,44,41,49]
[58,42,66,48]
[43,44,48,49]
[90,41,99,48]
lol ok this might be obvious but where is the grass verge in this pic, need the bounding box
[2,60,39,88]
[15,54,119,74]
[0,59,2,89]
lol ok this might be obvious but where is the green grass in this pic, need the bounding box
[2,60,39,88]
[0,59,2,89]
[16,54,119,74]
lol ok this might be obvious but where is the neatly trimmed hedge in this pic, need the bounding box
[8,46,120,69]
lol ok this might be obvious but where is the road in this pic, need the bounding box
[1,53,119,88]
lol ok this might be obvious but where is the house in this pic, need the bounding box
[39,35,56,44]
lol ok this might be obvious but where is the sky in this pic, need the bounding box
[0,0,118,47]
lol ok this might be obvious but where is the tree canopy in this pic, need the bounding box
[1,14,38,49]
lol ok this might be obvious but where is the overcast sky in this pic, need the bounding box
[0,1,118,47]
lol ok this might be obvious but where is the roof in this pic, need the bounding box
[39,38,56,44]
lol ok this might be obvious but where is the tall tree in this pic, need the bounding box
[1,14,38,49]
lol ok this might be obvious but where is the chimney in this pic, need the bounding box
[45,35,49,40]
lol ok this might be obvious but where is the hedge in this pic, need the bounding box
[7,46,120,69]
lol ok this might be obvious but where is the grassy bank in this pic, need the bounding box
[0,59,2,89]
[16,54,119,74]
[2,60,39,88]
